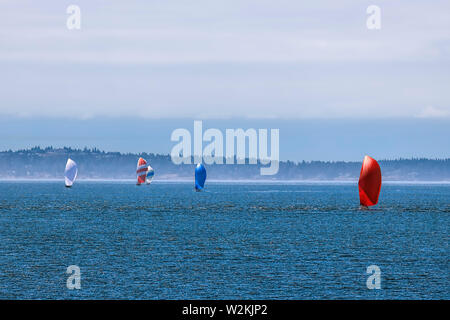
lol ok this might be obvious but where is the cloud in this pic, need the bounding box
[0,1,450,119]
[416,106,450,118]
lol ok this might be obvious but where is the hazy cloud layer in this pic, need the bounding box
[1,0,449,119]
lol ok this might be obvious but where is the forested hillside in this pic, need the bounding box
[0,147,448,181]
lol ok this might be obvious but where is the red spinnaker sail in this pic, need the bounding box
[136,157,148,185]
[358,155,382,206]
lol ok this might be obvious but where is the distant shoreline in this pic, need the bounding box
[1,147,449,181]
[1,179,449,185]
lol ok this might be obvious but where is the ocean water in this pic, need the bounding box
[0,181,448,300]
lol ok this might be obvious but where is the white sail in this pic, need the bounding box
[64,158,78,187]
[146,165,154,184]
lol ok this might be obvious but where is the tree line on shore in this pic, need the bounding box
[0,146,448,181]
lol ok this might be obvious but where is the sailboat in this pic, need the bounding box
[136,157,148,185]
[146,165,154,184]
[194,163,207,191]
[358,155,382,207]
[64,158,78,188]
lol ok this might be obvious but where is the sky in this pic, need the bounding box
[0,1,449,160]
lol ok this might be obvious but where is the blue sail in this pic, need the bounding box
[194,163,207,191]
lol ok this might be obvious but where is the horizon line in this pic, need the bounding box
[1,146,449,163]
[1,179,450,185]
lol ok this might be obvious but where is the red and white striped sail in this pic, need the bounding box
[136,157,148,185]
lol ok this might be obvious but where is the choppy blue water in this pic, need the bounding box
[0,181,448,299]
